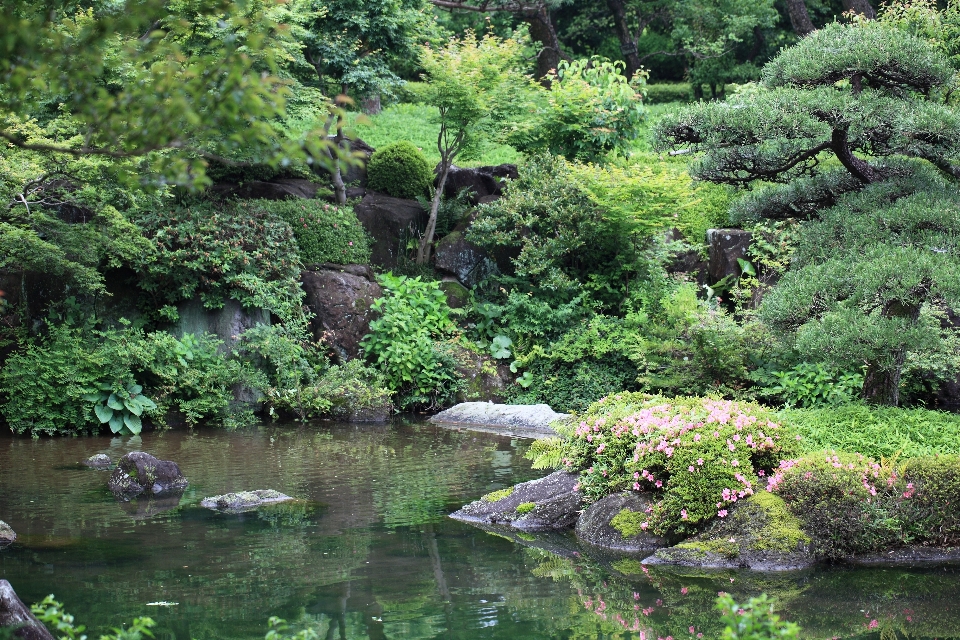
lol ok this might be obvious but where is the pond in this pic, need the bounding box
[1,420,960,640]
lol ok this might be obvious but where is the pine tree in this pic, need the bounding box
[655,21,960,405]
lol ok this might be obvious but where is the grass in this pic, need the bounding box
[344,103,521,167]
[781,403,960,460]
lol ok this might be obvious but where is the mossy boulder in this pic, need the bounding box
[645,491,814,571]
[82,454,112,469]
[450,470,584,532]
[575,492,669,553]
[108,452,188,499]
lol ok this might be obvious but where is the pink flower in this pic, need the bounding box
[348,241,354,246]
[697,458,704,465]
[689,626,695,633]
[868,620,878,629]
[718,509,728,518]
[681,588,689,595]
[688,466,695,472]
[681,509,688,520]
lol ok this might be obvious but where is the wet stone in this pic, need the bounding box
[450,470,584,532]
[108,452,188,499]
[575,492,669,553]
[0,521,15,548]
[201,490,295,514]
[83,454,112,469]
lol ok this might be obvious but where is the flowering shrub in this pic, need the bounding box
[552,393,799,536]
[769,452,960,558]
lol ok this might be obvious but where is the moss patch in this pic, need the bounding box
[481,486,514,503]
[610,508,649,539]
[516,502,536,515]
[746,490,810,553]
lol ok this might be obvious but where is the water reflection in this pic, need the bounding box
[1,420,960,639]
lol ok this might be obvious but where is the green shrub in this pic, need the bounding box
[366,140,434,200]
[762,362,864,408]
[508,357,638,414]
[531,394,800,537]
[141,332,247,426]
[135,201,305,322]
[781,404,960,459]
[313,359,393,420]
[643,83,693,104]
[251,199,371,266]
[0,326,157,436]
[361,273,464,410]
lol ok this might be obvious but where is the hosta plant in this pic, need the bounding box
[84,381,157,436]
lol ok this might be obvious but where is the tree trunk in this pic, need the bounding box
[831,126,879,183]
[606,0,644,79]
[417,160,450,264]
[783,0,815,36]
[861,297,925,406]
[523,6,562,81]
[842,0,876,19]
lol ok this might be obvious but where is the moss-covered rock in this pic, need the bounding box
[645,491,814,571]
[200,489,295,514]
[575,492,669,552]
[450,470,584,532]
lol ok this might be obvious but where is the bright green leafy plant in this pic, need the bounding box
[252,199,371,266]
[361,273,464,410]
[84,381,157,436]
[366,141,435,200]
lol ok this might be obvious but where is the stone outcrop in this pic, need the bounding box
[82,454,112,469]
[644,491,815,571]
[0,580,55,640]
[201,490,295,514]
[575,492,669,553]
[434,231,497,288]
[331,136,375,187]
[208,178,322,201]
[706,228,753,285]
[175,298,270,354]
[353,192,427,269]
[436,164,518,204]
[0,521,15,547]
[442,345,512,404]
[449,470,584,531]
[430,402,567,437]
[108,452,188,499]
[301,265,382,362]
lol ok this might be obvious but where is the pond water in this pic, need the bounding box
[2,420,960,640]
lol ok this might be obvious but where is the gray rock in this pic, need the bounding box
[430,402,567,437]
[644,491,815,571]
[575,492,669,553]
[83,454,112,468]
[0,580,55,640]
[434,231,497,288]
[301,265,382,363]
[707,228,753,285]
[848,547,960,566]
[108,452,188,499]
[352,192,427,269]
[0,521,14,547]
[175,298,270,354]
[450,470,584,532]
[441,346,512,404]
[201,490,295,513]
[328,136,374,187]
[436,164,518,205]
[438,280,470,309]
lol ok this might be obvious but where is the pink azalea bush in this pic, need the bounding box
[559,393,799,536]
[768,450,960,558]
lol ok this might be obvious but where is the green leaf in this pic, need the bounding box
[128,384,143,395]
[123,399,143,416]
[107,393,124,411]
[124,413,142,435]
[82,392,103,403]
[109,414,125,434]
[737,258,757,277]
[94,404,114,424]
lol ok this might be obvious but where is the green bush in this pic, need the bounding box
[251,199,371,266]
[717,593,800,640]
[135,201,305,322]
[781,404,960,459]
[314,359,393,420]
[762,362,864,408]
[361,273,464,410]
[0,326,158,436]
[643,83,693,104]
[508,357,638,414]
[530,394,800,537]
[365,140,434,200]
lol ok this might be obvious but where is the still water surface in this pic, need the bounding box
[1,420,960,639]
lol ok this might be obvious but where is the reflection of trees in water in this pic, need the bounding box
[0,423,537,640]
[500,544,960,639]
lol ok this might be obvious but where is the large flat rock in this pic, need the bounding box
[450,470,584,532]
[430,402,566,438]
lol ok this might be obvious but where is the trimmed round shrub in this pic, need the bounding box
[251,199,371,266]
[366,141,434,200]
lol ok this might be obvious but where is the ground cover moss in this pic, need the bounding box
[481,487,513,502]
[516,502,536,515]
[609,508,647,538]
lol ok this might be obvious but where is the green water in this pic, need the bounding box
[1,420,959,639]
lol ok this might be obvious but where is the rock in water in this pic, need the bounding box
[82,454,112,468]
[430,402,566,437]
[108,452,188,499]
[0,580,55,640]
[0,521,15,547]
[449,471,583,532]
[644,491,815,571]
[201,490,295,513]
[575,492,669,553]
